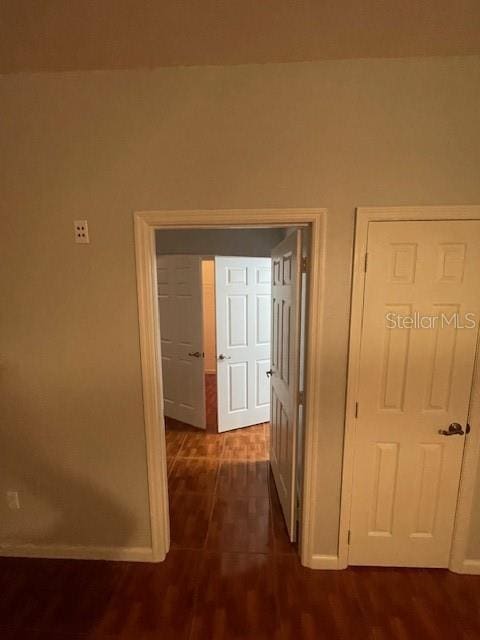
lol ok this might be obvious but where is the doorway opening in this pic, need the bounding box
[201,258,217,431]
[155,228,304,554]
[134,208,326,567]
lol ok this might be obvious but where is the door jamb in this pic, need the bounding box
[339,205,480,573]
[134,209,326,566]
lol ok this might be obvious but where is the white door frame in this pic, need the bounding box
[339,206,480,574]
[134,209,326,566]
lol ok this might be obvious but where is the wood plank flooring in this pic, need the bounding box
[166,419,278,555]
[1,376,480,638]
[2,553,480,640]
[205,372,218,432]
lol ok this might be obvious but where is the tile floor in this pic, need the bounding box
[165,418,288,556]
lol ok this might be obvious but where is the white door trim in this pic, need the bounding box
[134,209,326,567]
[339,205,480,573]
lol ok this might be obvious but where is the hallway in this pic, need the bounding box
[165,365,294,554]
[166,418,292,554]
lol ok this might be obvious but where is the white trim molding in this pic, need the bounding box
[458,560,480,575]
[310,554,341,570]
[0,543,155,562]
[339,205,480,573]
[134,208,327,569]
[450,310,480,574]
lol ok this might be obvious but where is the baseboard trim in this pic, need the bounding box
[455,559,480,575]
[309,554,341,570]
[0,543,157,563]
[308,554,480,573]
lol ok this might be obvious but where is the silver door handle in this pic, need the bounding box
[438,422,465,436]
[218,354,231,360]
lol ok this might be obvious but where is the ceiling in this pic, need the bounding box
[1,0,479,74]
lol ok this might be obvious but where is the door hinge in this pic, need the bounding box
[348,530,351,545]
[301,256,307,273]
[355,402,359,418]
[298,390,305,405]
[364,253,368,272]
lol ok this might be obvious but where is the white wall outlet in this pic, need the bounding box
[6,490,20,510]
[74,220,90,244]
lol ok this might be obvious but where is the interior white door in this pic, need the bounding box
[215,257,272,432]
[270,231,303,541]
[349,220,480,567]
[157,255,206,429]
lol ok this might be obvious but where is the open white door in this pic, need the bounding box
[215,257,272,432]
[157,255,206,429]
[270,231,303,541]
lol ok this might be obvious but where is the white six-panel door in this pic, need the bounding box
[215,257,272,432]
[349,221,480,567]
[270,231,303,541]
[157,255,206,429]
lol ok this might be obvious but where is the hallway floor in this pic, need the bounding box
[165,418,289,555]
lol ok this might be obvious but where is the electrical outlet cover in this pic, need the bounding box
[6,491,20,510]
[74,220,90,244]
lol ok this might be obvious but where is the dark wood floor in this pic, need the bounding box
[2,552,480,640]
[2,377,480,638]
[205,372,218,432]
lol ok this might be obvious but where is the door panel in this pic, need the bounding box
[157,255,205,429]
[256,359,271,407]
[216,257,272,431]
[228,362,248,411]
[270,231,303,541]
[349,221,480,567]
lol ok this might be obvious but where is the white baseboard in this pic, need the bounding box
[309,554,341,570]
[0,543,157,563]
[308,554,480,573]
[455,559,480,575]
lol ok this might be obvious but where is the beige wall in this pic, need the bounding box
[1,56,480,558]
